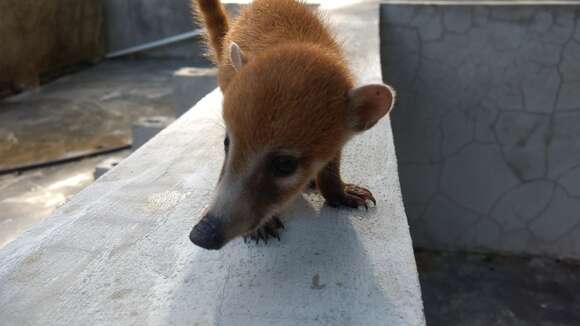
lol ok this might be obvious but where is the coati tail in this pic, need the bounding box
[193,0,229,63]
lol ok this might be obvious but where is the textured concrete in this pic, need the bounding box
[0,2,424,325]
[0,59,182,172]
[94,157,124,180]
[417,250,580,326]
[381,5,580,259]
[0,151,129,249]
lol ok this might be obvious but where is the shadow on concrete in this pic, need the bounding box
[165,196,391,325]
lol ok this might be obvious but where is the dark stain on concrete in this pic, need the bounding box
[311,273,326,290]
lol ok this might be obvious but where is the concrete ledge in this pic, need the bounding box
[0,2,424,325]
[94,157,122,179]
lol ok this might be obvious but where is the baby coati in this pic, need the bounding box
[190,0,395,250]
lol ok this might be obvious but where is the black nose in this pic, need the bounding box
[189,215,225,250]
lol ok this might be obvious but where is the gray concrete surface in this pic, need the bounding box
[101,0,257,61]
[94,157,125,180]
[0,2,424,325]
[381,4,580,259]
[0,58,186,247]
[103,0,197,56]
[172,67,218,116]
[102,0,224,62]
[0,152,129,248]
[0,59,183,172]
[417,250,580,326]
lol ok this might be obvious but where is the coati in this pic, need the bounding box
[190,0,395,250]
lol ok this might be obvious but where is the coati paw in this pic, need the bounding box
[328,184,377,210]
[243,216,285,245]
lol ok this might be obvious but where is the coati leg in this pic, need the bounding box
[317,152,376,209]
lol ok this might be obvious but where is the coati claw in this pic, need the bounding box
[331,184,377,210]
[244,216,285,246]
[273,217,285,230]
[264,224,280,240]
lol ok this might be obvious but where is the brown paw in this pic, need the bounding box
[327,184,377,210]
[243,216,285,245]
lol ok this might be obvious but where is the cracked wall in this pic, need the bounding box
[381,5,580,259]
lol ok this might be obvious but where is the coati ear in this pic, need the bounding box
[348,83,396,132]
[229,42,247,72]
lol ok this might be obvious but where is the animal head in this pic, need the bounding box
[189,42,395,249]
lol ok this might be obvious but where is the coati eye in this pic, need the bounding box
[224,135,230,152]
[271,155,298,177]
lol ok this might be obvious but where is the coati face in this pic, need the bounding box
[189,43,395,250]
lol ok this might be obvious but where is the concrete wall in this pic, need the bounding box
[0,0,103,95]
[102,0,208,62]
[381,5,580,259]
[103,0,194,51]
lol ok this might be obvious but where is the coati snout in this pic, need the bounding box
[189,214,225,250]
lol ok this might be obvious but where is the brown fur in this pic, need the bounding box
[191,0,394,248]
[197,0,353,171]
[193,0,229,62]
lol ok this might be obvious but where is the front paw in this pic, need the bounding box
[327,184,376,210]
[243,216,285,245]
